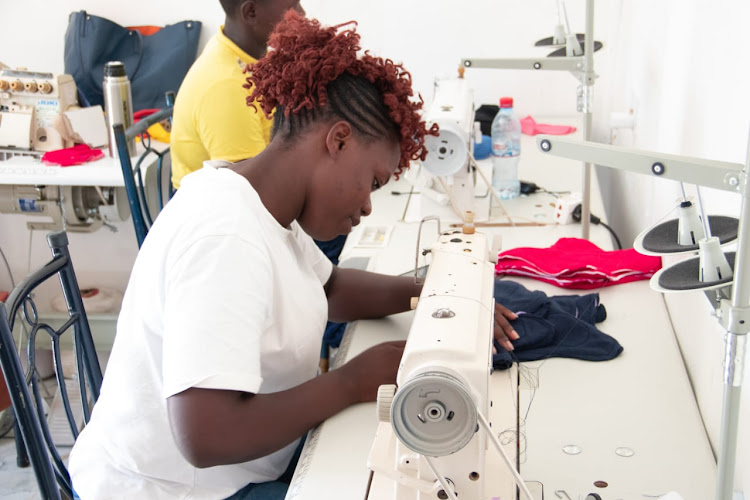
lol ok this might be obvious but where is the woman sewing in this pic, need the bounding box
[69,11,519,500]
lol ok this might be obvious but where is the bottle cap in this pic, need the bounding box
[104,61,127,78]
[499,97,514,108]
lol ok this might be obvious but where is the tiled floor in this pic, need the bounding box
[0,431,41,500]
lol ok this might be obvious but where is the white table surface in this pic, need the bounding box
[0,141,167,187]
[285,116,715,500]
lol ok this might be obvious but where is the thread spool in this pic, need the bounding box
[24,81,38,93]
[9,80,23,92]
[462,211,476,234]
[38,81,53,94]
[0,80,8,91]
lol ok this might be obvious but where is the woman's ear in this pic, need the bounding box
[325,121,354,158]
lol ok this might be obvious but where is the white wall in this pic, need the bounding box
[0,0,607,311]
[594,0,750,494]
[0,1,228,306]
[1,0,747,494]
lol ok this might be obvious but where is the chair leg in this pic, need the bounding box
[13,415,29,468]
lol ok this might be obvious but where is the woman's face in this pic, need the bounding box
[299,133,400,241]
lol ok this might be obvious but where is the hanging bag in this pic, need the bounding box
[64,10,202,110]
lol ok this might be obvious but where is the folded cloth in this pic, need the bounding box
[41,144,104,167]
[493,280,621,370]
[495,237,662,289]
[520,115,577,136]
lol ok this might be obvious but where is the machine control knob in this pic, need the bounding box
[377,384,397,422]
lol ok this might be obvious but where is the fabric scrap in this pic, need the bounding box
[493,280,622,370]
[495,237,662,289]
[41,144,104,167]
[520,115,577,136]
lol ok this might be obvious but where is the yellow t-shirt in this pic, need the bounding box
[170,27,273,189]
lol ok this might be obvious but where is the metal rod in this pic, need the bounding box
[695,186,712,238]
[716,335,745,500]
[581,112,592,240]
[715,129,750,500]
[580,0,595,240]
[424,456,458,500]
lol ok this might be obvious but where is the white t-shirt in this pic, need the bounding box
[69,162,333,499]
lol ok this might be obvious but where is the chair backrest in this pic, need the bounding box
[0,231,103,500]
[114,104,174,248]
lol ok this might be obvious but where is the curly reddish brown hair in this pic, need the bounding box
[243,10,438,176]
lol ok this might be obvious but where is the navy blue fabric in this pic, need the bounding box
[493,280,621,370]
[314,235,348,265]
[224,435,306,500]
[315,235,348,349]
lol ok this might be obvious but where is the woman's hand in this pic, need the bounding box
[338,340,406,403]
[493,302,519,353]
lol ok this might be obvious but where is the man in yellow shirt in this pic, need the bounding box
[171,0,304,189]
[171,0,347,361]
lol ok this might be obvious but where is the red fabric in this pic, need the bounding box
[126,25,162,36]
[520,115,577,136]
[133,109,161,121]
[0,374,10,411]
[495,237,662,289]
[41,144,104,167]
[0,287,9,407]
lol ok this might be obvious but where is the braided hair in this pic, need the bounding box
[243,11,438,176]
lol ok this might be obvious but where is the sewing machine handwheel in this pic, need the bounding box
[585,494,602,500]
[390,372,477,456]
[377,384,396,423]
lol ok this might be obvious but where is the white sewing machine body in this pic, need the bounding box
[367,229,496,500]
[407,77,478,220]
[0,67,78,152]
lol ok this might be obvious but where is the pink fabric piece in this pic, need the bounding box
[495,237,662,289]
[520,115,577,136]
[41,144,104,167]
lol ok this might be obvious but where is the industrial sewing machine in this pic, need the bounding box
[0,64,129,233]
[0,184,128,233]
[366,220,532,500]
[0,66,78,152]
[405,73,489,223]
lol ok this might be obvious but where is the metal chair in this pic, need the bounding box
[114,103,174,248]
[0,231,103,500]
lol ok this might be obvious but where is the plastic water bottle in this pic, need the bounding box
[491,97,521,199]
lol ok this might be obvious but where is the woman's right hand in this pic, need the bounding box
[338,340,406,404]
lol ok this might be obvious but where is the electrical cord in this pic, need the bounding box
[572,204,623,250]
[0,244,15,289]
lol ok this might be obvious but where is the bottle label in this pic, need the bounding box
[491,141,520,158]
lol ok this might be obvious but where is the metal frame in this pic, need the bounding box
[461,0,598,238]
[113,106,173,248]
[0,230,103,499]
[537,133,749,500]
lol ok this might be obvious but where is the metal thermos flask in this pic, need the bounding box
[103,61,135,157]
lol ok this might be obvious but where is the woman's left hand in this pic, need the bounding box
[493,302,519,353]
